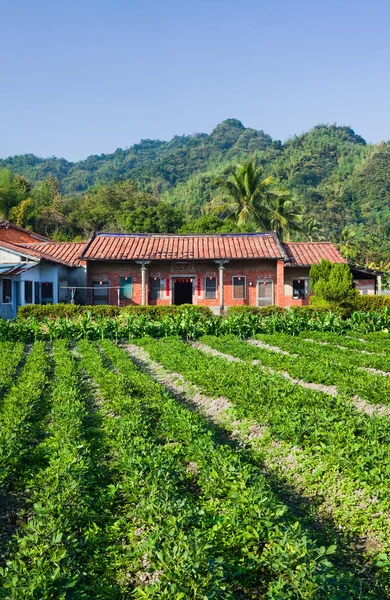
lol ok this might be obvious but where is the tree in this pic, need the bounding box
[338,225,362,260]
[207,160,274,228]
[179,215,239,234]
[310,259,358,307]
[0,169,29,218]
[310,259,333,289]
[8,198,35,228]
[265,189,302,241]
[301,217,324,242]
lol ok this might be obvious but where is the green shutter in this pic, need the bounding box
[120,277,133,299]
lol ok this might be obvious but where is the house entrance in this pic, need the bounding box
[257,280,274,306]
[173,278,193,305]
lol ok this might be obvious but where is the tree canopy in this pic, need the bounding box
[0,119,388,263]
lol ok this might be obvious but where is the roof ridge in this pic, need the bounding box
[20,241,85,246]
[95,232,276,238]
[284,241,333,245]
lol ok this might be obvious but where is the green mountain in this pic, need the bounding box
[0,119,389,263]
[0,119,274,195]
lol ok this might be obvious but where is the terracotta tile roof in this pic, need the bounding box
[0,240,52,261]
[80,233,286,261]
[283,242,346,266]
[0,239,85,267]
[19,242,86,267]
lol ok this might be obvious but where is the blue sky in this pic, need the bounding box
[1,0,389,161]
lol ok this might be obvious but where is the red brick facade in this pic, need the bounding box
[87,259,305,310]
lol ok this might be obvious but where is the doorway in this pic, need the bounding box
[257,280,274,306]
[174,278,193,305]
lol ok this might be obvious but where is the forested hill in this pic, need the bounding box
[0,119,275,195]
[0,119,389,263]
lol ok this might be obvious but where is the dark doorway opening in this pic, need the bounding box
[174,279,193,305]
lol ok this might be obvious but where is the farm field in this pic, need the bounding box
[0,333,389,598]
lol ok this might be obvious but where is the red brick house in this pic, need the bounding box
[80,232,352,313]
[0,223,380,317]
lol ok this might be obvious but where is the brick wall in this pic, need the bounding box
[87,259,283,308]
[354,278,376,295]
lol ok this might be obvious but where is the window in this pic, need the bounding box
[292,279,309,299]
[258,280,274,306]
[41,282,54,305]
[2,279,12,303]
[34,282,41,304]
[24,281,33,304]
[149,277,161,300]
[233,276,246,299]
[205,276,217,299]
[120,276,133,299]
[92,281,109,305]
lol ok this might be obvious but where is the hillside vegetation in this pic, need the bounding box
[0,119,389,263]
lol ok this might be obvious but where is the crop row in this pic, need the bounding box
[136,337,390,563]
[0,341,119,598]
[303,331,390,355]
[1,338,388,597]
[0,343,50,498]
[201,335,390,405]
[0,343,25,400]
[78,340,361,599]
[256,333,390,373]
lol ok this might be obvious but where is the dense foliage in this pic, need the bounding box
[310,259,358,309]
[17,303,212,320]
[0,119,389,262]
[0,306,389,342]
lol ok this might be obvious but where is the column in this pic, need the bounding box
[276,259,285,307]
[136,261,151,305]
[377,274,382,296]
[215,260,229,315]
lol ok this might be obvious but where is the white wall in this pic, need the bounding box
[0,248,24,263]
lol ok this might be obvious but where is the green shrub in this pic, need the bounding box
[18,304,121,320]
[310,260,358,309]
[356,295,390,311]
[18,303,213,321]
[309,297,352,319]
[226,306,286,317]
[308,296,333,310]
[121,304,213,318]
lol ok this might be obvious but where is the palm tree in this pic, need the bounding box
[207,160,274,228]
[339,225,359,248]
[301,216,325,242]
[265,189,302,241]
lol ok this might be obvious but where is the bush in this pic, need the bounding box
[226,306,286,317]
[18,303,212,321]
[121,304,213,318]
[308,296,333,310]
[310,260,358,309]
[309,297,353,319]
[18,304,121,320]
[356,295,390,311]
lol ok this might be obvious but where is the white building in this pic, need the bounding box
[0,231,86,319]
